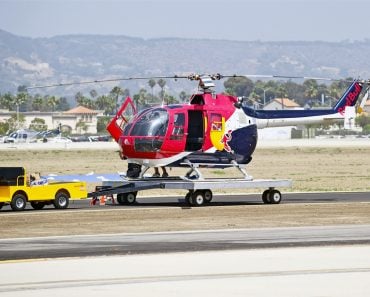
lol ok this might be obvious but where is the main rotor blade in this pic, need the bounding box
[223,74,355,82]
[26,73,366,90]
[26,75,188,90]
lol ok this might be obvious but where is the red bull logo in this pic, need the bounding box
[337,82,362,115]
[221,130,233,153]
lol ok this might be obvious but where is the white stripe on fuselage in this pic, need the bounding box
[254,112,345,128]
[127,152,192,167]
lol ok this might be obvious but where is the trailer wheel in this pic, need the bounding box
[117,193,125,205]
[30,201,46,210]
[204,190,213,203]
[185,192,192,205]
[190,190,205,206]
[11,193,27,211]
[125,192,137,204]
[268,189,282,204]
[54,191,70,209]
[262,190,270,204]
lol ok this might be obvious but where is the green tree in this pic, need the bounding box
[223,77,254,97]
[76,119,88,134]
[283,81,305,105]
[157,79,166,101]
[164,94,178,105]
[7,113,26,131]
[179,91,188,102]
[0,93,14,110]
[110,86,125,114]
[0,122,9,135]
[32,95,44,111]
[148,79,156,102]
[90,89,98,99]
[97,116,111,133]
[75,91,84,104]
[57,97,70,111]
[47,96,59,112]
[133,88,148,108]
[356,114,370,132]
[303,79,319,100]
[29,118,47,132]
[96,95,115,115]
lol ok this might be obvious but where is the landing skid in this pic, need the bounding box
[182,159,253,181]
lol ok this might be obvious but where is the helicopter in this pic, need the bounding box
[105,73,367,179]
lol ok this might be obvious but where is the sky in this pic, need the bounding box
[0,0,370,42]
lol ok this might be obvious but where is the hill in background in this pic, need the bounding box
[1,29,370,96]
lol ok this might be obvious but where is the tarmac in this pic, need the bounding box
[1,244,369,296]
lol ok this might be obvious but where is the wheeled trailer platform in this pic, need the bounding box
[88,177,292,207]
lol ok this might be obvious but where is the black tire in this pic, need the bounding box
[262,190,270,204]
[203,190,213,203]
[117,192,137,205]
[125,192,137,204]
[0,202,4,210]
[268,189,282,204]
[11,193,27,211]
[30,201,46,210]
[54,191,70,209]
[117,193,125,205]
[190,190,205,206]
[185,192,192,205]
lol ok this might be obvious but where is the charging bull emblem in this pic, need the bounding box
[221,130,234,153]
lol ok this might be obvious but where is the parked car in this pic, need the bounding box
[46,136,72,143]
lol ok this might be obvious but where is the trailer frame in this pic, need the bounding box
[88,176,292,207]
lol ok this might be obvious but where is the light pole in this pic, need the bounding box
[16,103,19,129]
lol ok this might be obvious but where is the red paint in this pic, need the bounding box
[337,82,362,115]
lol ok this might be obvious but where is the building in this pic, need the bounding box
[263,98,302,110]
[62,106,101,134]
[0,106,104,134]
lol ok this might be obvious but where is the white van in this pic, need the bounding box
[4,130,38,143]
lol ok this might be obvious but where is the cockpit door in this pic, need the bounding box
[185,110,204,151]
[162,112,187,153]
[107,97,136,142]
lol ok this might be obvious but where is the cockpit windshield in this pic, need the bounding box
[130,108,169,137]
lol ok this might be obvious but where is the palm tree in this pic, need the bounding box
[110,86,124,113]
[90,89,98,99]
[179,91,188,102]
[303,79,319,106]
[14,92,27,127]
[47,96,59,112]
[157,79,166,102]
[32,96,43,111]
[96,95,115,115]
[1,93,14,110]
[148,79,156,102]
[276,85,288,109]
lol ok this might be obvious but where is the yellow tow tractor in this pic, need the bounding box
[0,167,87,211]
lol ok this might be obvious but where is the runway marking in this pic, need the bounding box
[1,267,370,293]
[2,200,370,218]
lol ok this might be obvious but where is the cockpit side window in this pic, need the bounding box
[130,108,168,137]
[170,113,185,140]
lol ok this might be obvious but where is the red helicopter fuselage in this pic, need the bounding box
[107,92,258,168]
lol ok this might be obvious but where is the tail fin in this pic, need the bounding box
[333,80,363,115]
